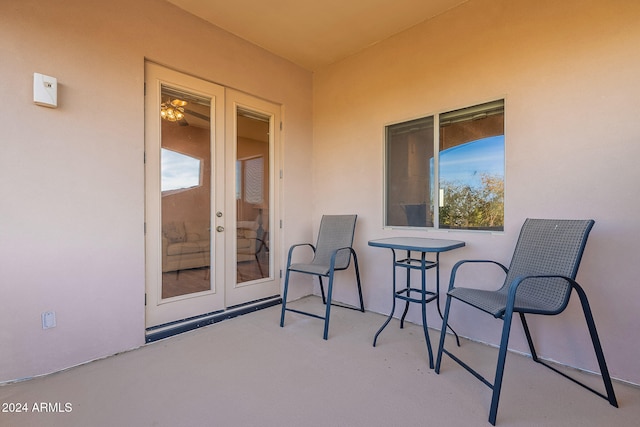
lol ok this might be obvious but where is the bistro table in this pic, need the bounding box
[368,237,465,368]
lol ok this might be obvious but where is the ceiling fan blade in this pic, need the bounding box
[183,109,209,122]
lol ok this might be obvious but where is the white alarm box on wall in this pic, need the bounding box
[34,73,58,108]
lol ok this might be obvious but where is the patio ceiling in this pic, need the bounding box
[166,0,468,70]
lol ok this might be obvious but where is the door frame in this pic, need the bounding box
[224,89,282,307]
[144,62,226,330]
[144,63,282,341]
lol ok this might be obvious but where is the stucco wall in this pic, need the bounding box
[0,0,313,382]
[2,0,639,387]
[313,0,640,384]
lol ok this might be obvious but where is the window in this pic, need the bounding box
[236,156,265,204]
[243,156,264,204]
[385,100,504,231]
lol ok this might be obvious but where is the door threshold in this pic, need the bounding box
[145,295,282,343]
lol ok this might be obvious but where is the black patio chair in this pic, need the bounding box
[435,218,617,425]
[280,215,364,339]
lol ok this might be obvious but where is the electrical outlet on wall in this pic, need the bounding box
[42,311,56,329]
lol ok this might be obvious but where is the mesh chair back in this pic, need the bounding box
[500,219,594,313]
[312,215,357,270]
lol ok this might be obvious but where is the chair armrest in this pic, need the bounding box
[286,243,316,267]
[329,246,356,271]
[448,259,509,291]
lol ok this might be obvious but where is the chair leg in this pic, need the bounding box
[574,284,618,407]
[318,276,327,305]
[519,312,540,361]
[521,285,617,409]
[352,250,365,312]
[521,306,617,409]
[435,294,453,373]
[279,268,292,327]
[254,254,264,277]
[323,273,335,340]
[489,309,515,426]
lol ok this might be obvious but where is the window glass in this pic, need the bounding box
[439,100,504,230]
[161,148,202,193]
[385,100,504,231]
[244,156,264,204]
[385,116,434,227]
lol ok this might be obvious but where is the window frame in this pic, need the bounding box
[384,99,505,232]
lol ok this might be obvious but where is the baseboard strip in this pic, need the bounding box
[145,295,282,343]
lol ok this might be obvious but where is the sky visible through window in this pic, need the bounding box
[439,135,504,186]
[161,136,502,199]
[161,148,201,192]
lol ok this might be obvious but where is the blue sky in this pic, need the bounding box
[159,136,503,193]
[161,148,201,192]
[438,135,504,187]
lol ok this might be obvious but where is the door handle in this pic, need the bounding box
[216,226,225,232]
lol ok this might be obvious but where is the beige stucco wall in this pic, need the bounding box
[2,0,639,387]
[313,0,640,384]
[0,0,313,382]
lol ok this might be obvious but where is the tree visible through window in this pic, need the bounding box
[385,100,504,231]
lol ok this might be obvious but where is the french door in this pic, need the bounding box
[144,63,280,330]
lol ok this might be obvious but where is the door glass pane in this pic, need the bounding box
[236,108,270,283]
[160,85,212,298]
